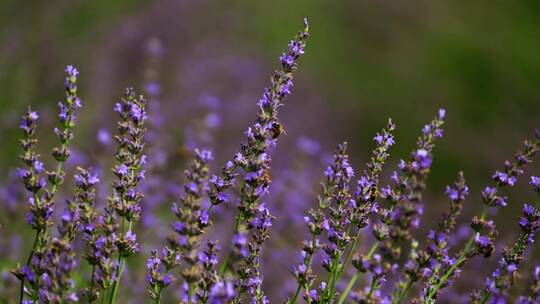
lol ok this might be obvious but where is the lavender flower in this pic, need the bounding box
[286,142,357,303]
[422,132,540,303]
[35,239,79,303]
[207,279,236,304]
[69,168,101,302]
[106,87,148,302]
[215,19,309,303]
[293,119,395,304]
[147,149,212,302]
[197,241,222,302]
[392,172,469,303]
[342,109,444,304]
[13,66,82,303]
[332,119,396,303]
[471,181,540,303]
[381,109,445,253]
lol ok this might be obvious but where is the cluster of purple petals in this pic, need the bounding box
[473,196,540,303]
[474,136,540,257]
[108,87,148,252]
[393,173,469,302]
[380,110,445,245]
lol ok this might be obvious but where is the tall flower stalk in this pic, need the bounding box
[339,109,445,304]
[36,167,99,302]
[147,149,212,302]
[321,119,396,303]
[470,177,540,303]
[107,88,148,303]
[390,172,469,303]
[73,168,101,302]
[422,132,540,303]
[227,21,309,302]
[13,65,82,303]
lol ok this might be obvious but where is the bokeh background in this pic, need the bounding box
[1,0,540,302]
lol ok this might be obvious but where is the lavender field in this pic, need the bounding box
[1,1,540,303]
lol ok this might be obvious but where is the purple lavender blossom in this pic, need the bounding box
[346,109,445,304]
[471,201,539,303]
[214,19,309,303]
[147,149,212,302]
[423,132,540,303]
[392,172,469,303]
[101,87,148,303]
[13,66,83,303]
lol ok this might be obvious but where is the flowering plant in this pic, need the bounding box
[2,18,540,304]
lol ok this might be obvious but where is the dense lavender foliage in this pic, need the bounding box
[2,19,540,304]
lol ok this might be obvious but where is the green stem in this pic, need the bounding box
[337,229,361,279]
[290,234,317,304]
[108,220,132,303]
[366,276,378,299]
[19,228,41,303]
[337,243,378,304]
[479,291,492,304]
[219,213,242,274]
[154,288,162,304]
[88,265,96,303]
[290,285,302,304]
[424,208,488,302]
[322,252,342,301]
[101,290,107,304]
[394,280,413,304]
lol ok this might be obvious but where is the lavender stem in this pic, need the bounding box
[337,242,378,304]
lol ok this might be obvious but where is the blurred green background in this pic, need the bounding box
[2,1,540,172]
[2,0,540,300]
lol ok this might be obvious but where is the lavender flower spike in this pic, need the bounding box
[223,20,309,302]
[422,132,540,303]
[391,172,469,303]
[326,120,396,303]
[340,109,444,304]
[107,88,148,303]
[288,143,352,304]
[72,167,101,302]
[470,178,540,303]
[13,65,82,303]
[288,141,358,304]
[147,149,212,302]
